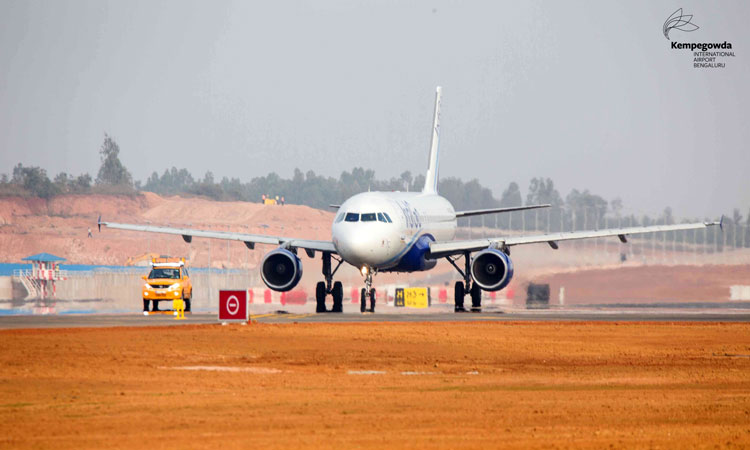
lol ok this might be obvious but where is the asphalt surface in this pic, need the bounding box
[1,309,749,329]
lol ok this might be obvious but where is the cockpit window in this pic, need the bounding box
[361,213,377,222]
[335,212,345,223]
[345,213,359,222]
[383,212,393,223]
[377,213,387,223]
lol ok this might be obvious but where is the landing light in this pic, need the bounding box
[361,266,369,276]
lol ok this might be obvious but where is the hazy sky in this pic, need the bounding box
[1,0,748,218]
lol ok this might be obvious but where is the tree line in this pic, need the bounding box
[2,134,749,247]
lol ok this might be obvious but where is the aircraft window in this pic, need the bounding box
[383,212,393,223]
[361,213,377,222]
[345,213,359,222]
[377,213,387,223]
[335,212,346,223]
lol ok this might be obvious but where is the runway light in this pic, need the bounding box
[361,266,368,276]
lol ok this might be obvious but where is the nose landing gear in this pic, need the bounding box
[315,252,344,313]
[359,267,376,313]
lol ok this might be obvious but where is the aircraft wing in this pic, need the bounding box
[99,221,337,254]
[428,219,722,259]
[455,204,550,218]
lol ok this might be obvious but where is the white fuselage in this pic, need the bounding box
[331,191,457,270]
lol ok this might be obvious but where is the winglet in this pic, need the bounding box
[705,215,724,229]
[97,215,102,232]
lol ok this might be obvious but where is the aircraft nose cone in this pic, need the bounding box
[336,229,386,265]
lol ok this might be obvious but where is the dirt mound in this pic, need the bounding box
[0,193,335,266]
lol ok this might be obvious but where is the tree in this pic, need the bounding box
[499,182,523,229]
[566,189,607,230]
[96,134,133,187]
[12,163,58,198]
[610,197,623,218]
[526,178,563,231]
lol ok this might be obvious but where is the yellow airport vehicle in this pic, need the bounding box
[142,257,192,314]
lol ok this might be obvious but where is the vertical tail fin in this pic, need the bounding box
[423,86,442,194]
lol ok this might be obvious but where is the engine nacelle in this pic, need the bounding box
[261,248,303,292]
[470,248,514,291]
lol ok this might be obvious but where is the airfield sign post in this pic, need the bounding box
[218,290,248,325]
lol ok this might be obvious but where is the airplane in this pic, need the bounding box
[99,87,721,313]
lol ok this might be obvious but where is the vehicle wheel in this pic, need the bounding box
[183,291,191,312]
[152,300,160,312]
[470,283,482,311]
[331,281,343,313]
[360,288,366,313]
[369,288,376,313]
[315,281,327,313]
[143,299,150,312]
[454,281,465,312]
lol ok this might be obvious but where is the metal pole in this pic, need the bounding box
[605,216,609,262]
[208,239,211,306]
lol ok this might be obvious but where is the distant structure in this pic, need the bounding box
[14,253,67,300]
[261,194,283,205]
[126,252,163,266]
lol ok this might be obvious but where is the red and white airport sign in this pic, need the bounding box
[218,290,248,323]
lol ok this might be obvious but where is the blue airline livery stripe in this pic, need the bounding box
[381,229,425,267]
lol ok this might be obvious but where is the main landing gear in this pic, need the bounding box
[446,252,482,313]
[315,252,344,313]
[359,267,376,313]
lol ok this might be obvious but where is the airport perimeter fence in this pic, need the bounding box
[55,270,258,312]
[455,206,750,266]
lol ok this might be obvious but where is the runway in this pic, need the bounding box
[1,308,749,329]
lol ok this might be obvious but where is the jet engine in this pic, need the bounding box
[261,248,303,292]
[470,248,514,291]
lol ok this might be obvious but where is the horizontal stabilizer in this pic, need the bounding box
[455,204,550,218]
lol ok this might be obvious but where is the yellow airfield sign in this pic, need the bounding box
[404,287,429,309]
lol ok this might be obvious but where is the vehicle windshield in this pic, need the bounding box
[345,213,359,222]
[148,268,180,279]
[361,213,377,222]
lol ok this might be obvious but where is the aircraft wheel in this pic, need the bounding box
[315,281,327,313]
[454,281,466,312]
[360,288,367,313]
[470,283,482,312]
[331,282,343,313]
[369,288,376,313]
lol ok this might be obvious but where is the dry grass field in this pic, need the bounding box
[1,321,749,448]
